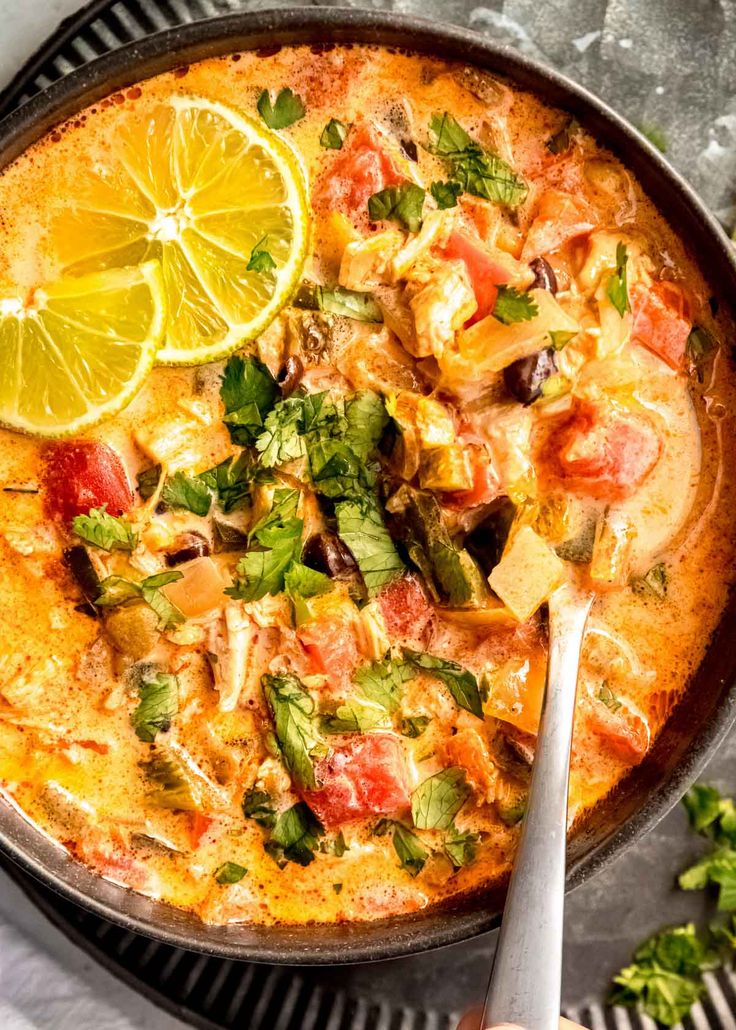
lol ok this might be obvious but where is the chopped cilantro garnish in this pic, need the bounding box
[598,683,623,713]
[242,787,277,829]
[374,818,429,876]
[606,242,631,317]
[411,767,470,831]
[214,862,248,884]
[72,506,137,552]
[256,87,305,129]
[261,673,326,790]
[131,671,179,743]
[631,562,668,599]
[403,649,482,719]
[220,354,279,446]
[493,285,539,325]
[430,179,462,209]
[265,802,323,868]
[246,236,276,273]
[293,282,383,323]
[161,471,213,517]
[367,183,426,233]
[320,118,348,150]
[95,570,185,631]
[335,492,404,596]
[686,325,717,383]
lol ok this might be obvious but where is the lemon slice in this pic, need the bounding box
[0,261,165,437]
[56,95,309,365]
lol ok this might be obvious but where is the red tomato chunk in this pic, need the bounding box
[631,281,691,369]
[303,733,410,828]
[321,122,405,215]
[378,573,434,649]
[441,231,514,324]
[42,440,133,522]
[552,401,661,499]
[297,612,362,693]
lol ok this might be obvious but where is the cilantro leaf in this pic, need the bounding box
[283,561,332,600]
[606,242,631,317]
[321,697,392,734]
[374,819,429,876]
[140,571,186,630]
[72,506,137,552]
[248,487,300,543]
[265,802,323,868]
[247,236,276,273]
[226,518,303,601]
[242,787,277,829]
[261,673,326,790]
[161,471,213,517]
[368,183,425,233]
[683,784,724,834]
[220,355,279,446]
[320,118,348,150]
[631,562,668,599]
[256,87,305,130]
[427,112,528,208]
[597,683,622,713]
[131,671,179,742]
[680,848,736,910]
[444,826,479,868]
[294,282,383,323]
[335,493,404,595]
[412,767,470,831]
[548,330,577,351]
[343,390,388,461]
[493,285,539,325]
[94,575,142,607]
[214,862,247,884]
[430,180,462,209]
[308,439,371,499]
[200,452,263,514]
[403,649,482,718]
[354,657,412,713]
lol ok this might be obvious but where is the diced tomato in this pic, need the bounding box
[551,401,661,499]
[297,613,362,693]
[443,446,499,509]
[442,231,519,324]
[378,573,434,649]
[631,281,691,369]
[320,122,405,216]
[42,440,133,523]
[588,697,650,763]
[188,812,214,848]
[302,733,410,828]
[520,189,596,262]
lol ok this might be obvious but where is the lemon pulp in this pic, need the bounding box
[0,262,165,437]
[56,95,310,365]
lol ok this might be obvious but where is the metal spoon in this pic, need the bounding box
[482,582,594,1030]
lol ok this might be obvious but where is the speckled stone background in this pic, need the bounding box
[1,2,736,1026]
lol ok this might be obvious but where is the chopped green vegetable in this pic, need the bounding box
[161,471,213,517]
[320,697,391,734]
[136,464,162,500]
[320,118,348,149]
[548,330,577,351]
[131,671,179,743]
[368,183,426,232]
[256,87,305,129]
[293,283,383,323]
[444,826,479,868]
[427,112,528,207]
[354,657,412,713]
[283,562,332,600]
[631,562,668,600]
[412,767,470,831]
[403,649,482,718]
[545,116,580,155]
[142,751,201,811]
[374,818,429,876]
[683,784,725,834]
[335,493,404,595]
[598,683,623,713]
[265,802,323,868]
[686,325,717,383]
[200,452,264,514]
[72,506,137,552]
[220,354,279,446]
[343,391,388,462]
[96,571,185,631]
[609,925,715,1027]
[399,715,431,738]
[247,236,276,273]
[332,882,343,894]
[430,180,462,209]
[214,862,248,884]
[226,512,303,602]
[261,673,326,790]
[242,787,277,829]
[606,242,630,317]
[493,285,539,325]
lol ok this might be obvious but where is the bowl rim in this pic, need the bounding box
[1,5,736,965]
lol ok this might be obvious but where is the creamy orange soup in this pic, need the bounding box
[0,45,734,925]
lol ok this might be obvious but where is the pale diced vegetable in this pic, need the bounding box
[207,602,255,711]
[390,211,449,280]
[134,411,231,473]
[339,230,404,292]
[419,445,474,491]
[457,289,580,372]
[589,511,636,588]
[357,599,391,660]
[489,525,565,621]
[409,261,477,359]
[163,556,226,617]
[484,405,536,501]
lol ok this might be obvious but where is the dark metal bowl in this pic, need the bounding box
[1,6,735,965]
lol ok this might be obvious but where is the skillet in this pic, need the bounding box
[0,6,735,964]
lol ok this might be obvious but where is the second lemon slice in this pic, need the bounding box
[57,95,309,365]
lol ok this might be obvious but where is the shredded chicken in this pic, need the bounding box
[408,260,477,359]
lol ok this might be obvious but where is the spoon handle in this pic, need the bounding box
[482,584,593,1030]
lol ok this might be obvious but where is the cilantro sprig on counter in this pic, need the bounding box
[608,784,736,1026]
